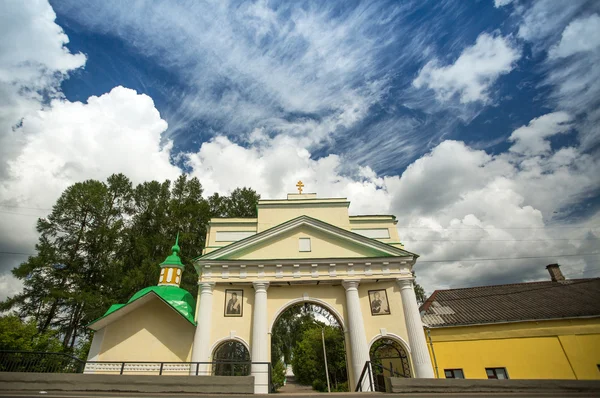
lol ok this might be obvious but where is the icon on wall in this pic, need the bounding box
[368,289,390,316]
[224,289,243,317]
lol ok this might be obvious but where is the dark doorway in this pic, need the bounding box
[369,337,411,391]
[212,339,251,376]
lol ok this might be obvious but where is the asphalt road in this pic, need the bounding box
[0,393,599,398]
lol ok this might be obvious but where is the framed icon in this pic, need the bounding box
[368,289,390,316]
[224,289,243,317]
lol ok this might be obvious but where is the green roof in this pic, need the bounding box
[89,285,196,327]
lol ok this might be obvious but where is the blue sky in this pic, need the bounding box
[0,0,599,296]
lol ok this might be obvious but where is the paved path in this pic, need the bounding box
[278,375,314,393]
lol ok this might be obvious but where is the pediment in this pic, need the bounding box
[197,215,416,261]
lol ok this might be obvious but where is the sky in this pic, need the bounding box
[0,0,599,299]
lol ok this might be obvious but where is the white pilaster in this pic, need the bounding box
[342,280,371,391]
[397,278,434,378]
[251,281,270,394]
[190,282,215,375]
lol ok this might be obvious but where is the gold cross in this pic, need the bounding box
[296,180,304,194]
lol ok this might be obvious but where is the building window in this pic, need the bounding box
[486,368,508,379]
[444,369,464,379]
[299,237,311,252]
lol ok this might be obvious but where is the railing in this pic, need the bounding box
[355,360,407,392]
[0,350,85,373]
[0,351,273,392]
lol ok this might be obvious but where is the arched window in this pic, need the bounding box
[212,340,251,376]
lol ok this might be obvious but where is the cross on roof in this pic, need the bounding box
[296,180,304,194]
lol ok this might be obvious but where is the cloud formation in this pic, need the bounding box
[0,0,86,177]
[413,33,521,103]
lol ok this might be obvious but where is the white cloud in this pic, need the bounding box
[0,87,180,280]
[549,14,600,59]
[0,273,23,302]
[508,112,572,155]
[517,0,587,46]
[413,33,521,103]
[0,0,86,177]
[494,0,514,7]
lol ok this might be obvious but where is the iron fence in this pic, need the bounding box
[0,351,273,392]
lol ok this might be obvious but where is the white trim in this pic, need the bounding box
[269,297,347,333]
[209,336,251,360]
[368,333,412,354]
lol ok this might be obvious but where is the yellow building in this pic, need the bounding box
[86,188,436,393]
[421,264,600,380]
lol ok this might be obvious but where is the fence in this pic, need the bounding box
[0,351,272,392]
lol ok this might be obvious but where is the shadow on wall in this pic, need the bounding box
[99,297,195,362]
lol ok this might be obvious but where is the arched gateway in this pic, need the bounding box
[191,189,434,393]
[86,189,434,394]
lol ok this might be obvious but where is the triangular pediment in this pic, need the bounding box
[197,215,416,261]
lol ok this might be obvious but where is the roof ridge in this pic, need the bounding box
[431,277,596,294]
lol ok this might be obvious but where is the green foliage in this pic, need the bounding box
[413,273,427,305]
[271,359,286,391]
[0,315,62,352]
[1,174,260,353]
[291,324,348,392]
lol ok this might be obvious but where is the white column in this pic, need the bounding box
[342,280,371,391]
[397,278,435,378]
[251,281,270,394]
[190,282,215,375]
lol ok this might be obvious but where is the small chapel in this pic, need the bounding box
[86,185,434,393]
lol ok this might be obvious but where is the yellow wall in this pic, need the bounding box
[228,225,388,260]
[257,199,350,232]
[427,318,600,380]
[98,297,195,362]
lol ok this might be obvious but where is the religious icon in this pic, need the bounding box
[368,289,390,316]
[224,289,243,317]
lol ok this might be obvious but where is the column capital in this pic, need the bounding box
[253,281,270,292]
[342,279,360,291]
[396,278,415,289]
[198,281,215,292]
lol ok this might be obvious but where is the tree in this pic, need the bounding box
[0,315,61,352]
[291,324,348,392]
[413,273,427,305]
[2,174,262,356]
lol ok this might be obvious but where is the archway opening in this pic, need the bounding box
[270,301,348,393]
[369,337,411,391]
[212,339,251,376]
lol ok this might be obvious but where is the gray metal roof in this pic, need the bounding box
[420,278,600,327]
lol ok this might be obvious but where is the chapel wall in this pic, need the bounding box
[97,298,195,363]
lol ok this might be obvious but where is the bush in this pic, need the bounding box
[312,379,327,392]
[271,360,286,391]
[332,381,348,392]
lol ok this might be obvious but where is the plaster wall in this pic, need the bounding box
[97,297,195,362]
[257,204,350,232]
[427,318,600,380]
[227,225,387,260]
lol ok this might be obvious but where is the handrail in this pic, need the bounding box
[354,361,407,392]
